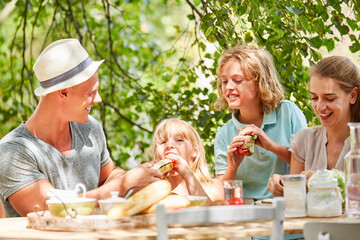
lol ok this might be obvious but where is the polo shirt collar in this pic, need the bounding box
[231,109,277,130]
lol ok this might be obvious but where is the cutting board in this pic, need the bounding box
[27,210,156,232]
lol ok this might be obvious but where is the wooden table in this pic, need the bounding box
[0,214,359,240]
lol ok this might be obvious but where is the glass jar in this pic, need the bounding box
[307,169,342,217]
[283,174,307,217]
[345,122,360,217]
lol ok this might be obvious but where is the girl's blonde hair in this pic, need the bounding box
[214,44,284,113]
[152,118,213,185]
[310,56,360,122]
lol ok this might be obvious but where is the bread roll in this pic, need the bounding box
[141,194,190,214]
[107,180,171,218]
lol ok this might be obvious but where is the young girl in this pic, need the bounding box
[214,44,307,200]
[268,56,360,196]
[152,118,224,201]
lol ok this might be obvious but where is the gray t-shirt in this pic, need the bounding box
[0,115,110,217]
[289,125,350,171]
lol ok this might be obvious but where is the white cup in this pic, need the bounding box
[47,183,86,202]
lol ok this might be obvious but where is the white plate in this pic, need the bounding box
[254,199,275,205]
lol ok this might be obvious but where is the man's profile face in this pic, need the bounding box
[66,71,102,123]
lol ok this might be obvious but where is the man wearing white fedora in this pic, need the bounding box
[0,38,162,217]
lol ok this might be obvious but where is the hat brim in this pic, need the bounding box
[34,60,105,96]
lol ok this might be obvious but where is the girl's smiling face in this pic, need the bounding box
[310,74,355,128]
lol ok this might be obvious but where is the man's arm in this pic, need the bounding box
[98,160,123,186]
[86,159,162,200]
[7,160,124,216]
[8,159,162,216]
[8,179,54,217]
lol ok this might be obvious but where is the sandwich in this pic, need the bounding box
[236,129,255,156]
[151,158,176,174]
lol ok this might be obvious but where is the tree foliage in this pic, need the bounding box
[0,0,359,172]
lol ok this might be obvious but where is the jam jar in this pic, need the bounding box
[307,169,342,217]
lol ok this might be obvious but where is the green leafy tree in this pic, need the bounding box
[0,0,359,172]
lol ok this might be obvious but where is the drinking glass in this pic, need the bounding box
[345,122,360,217]
[223,180,243,200]
[283,174,306,217]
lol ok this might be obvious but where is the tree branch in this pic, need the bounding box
[102,101,152,133]
[185,0,203,18]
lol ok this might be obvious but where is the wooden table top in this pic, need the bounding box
[0,214,359,240]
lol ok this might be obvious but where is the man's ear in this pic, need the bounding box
[59,89,68,98]
[350,86,359,104]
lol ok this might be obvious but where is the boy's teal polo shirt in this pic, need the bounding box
[214,100,307,200]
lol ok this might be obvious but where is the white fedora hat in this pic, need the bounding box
[33,38,104,96]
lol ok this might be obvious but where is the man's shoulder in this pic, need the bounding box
[0,123,28,146]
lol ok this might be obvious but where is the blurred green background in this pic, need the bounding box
[0,0,359,173]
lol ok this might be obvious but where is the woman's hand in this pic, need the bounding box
[300,170,315,179]
[268,174,284,197]
[300,170,315,189]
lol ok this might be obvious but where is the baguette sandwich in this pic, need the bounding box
[236,129,255,156]
[151,158,176,174]
[107,180,171,218]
